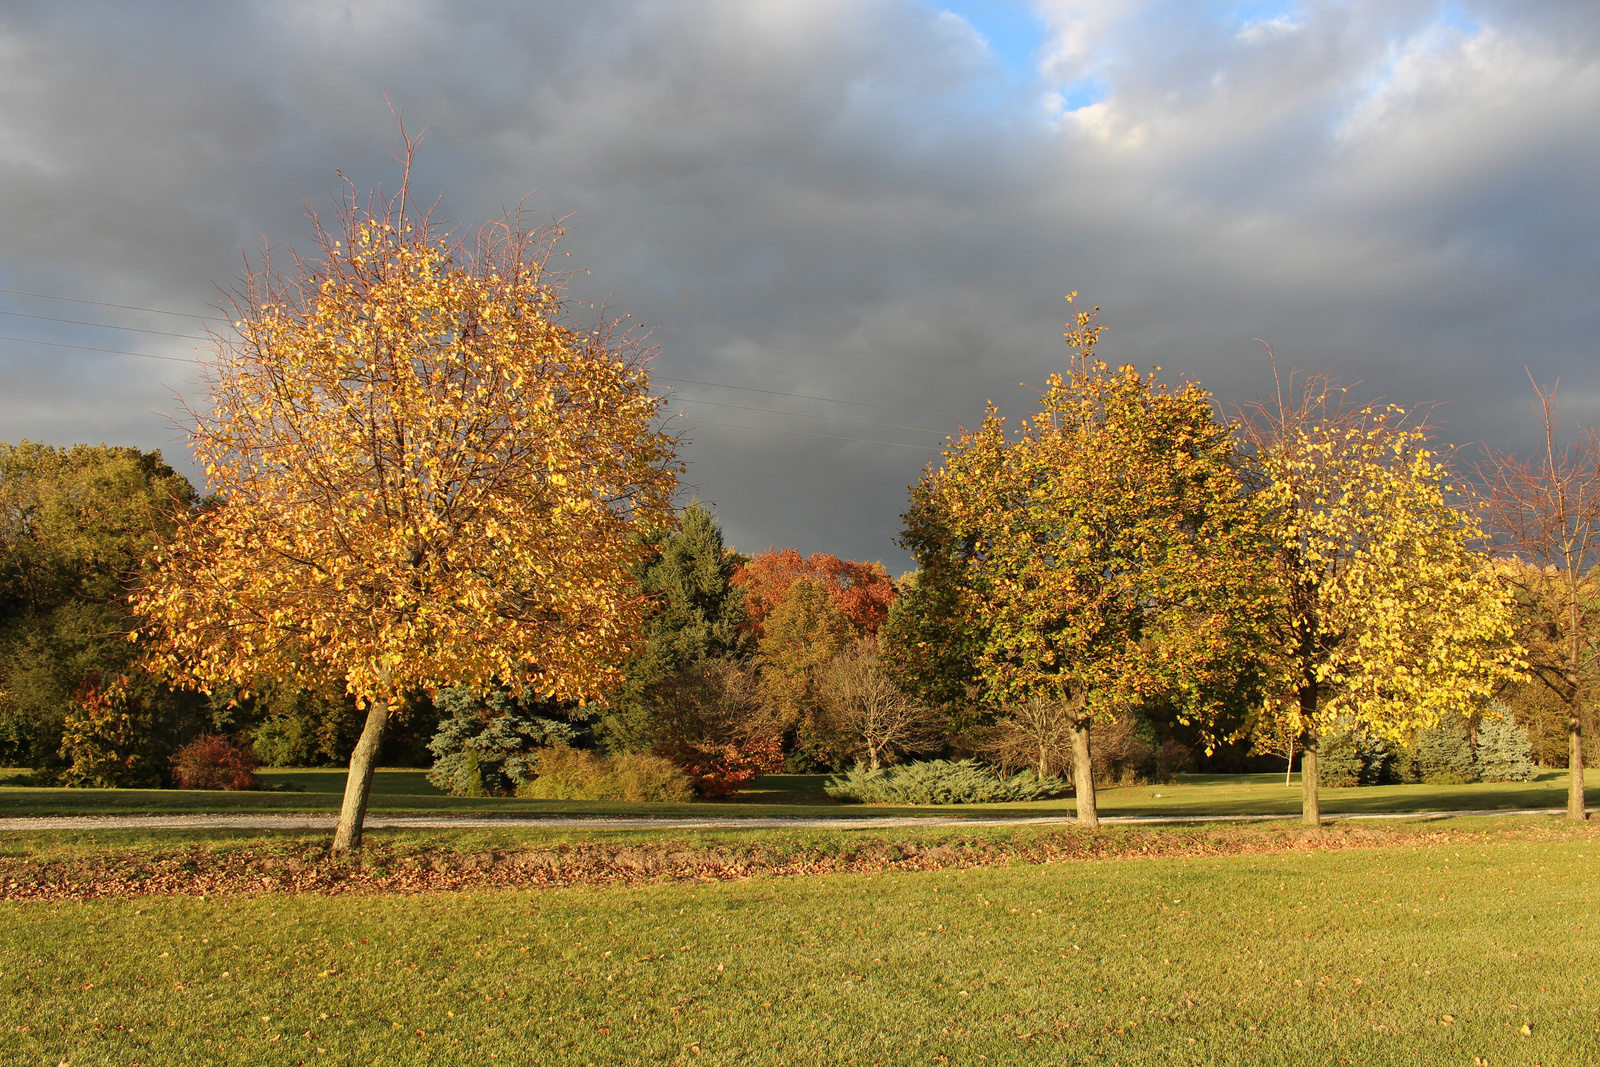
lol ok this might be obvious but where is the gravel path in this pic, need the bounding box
[0,807,1572,833]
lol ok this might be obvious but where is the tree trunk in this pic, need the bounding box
[1071,717,1098,829]
[1568,678,1586,820]
[332,691,391,852]
[1299,726,1321,826]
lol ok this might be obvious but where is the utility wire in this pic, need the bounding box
[0,308,209,341]
[670,414,938,451]
[0,334,196,364]
[656,376,977,423]
[0,285,968,448]
[0,286,212,321]
[662,396,949,435]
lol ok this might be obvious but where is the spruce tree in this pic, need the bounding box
[597,502,750,751]
[1475,704,1539,782]
[1413,719,1479,784]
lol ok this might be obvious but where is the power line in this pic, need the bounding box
[656,376,978,423]
[0,308,209,341]
[670,414,938,451]
[0,284,970,448]
[0,334,196,364]
[662,396,949,435]
[0,286,212,321]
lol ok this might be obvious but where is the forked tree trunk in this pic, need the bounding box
[1299,726,1321,826]
[1071,718,1098,829]
[332,691,392,852]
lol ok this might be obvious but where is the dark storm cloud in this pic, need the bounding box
[2,0,1597,567]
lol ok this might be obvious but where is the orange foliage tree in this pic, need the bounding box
[732,547,895,637]
[134,131,680,850]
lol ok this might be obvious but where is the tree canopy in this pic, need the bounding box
[134,134,680,848]
[901,302,1258,826]
[1239,365,1522,823]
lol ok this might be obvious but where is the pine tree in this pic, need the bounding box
[1475,704,1539,782]
[1413,719,1479,784]
[596,502,750,752]
[425,687,578,797]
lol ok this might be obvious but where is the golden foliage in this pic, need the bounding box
[134,156,680,711]
[1241,366,1522,746]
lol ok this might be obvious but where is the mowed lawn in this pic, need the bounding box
[1,768,1595,821]
[1,829,1596,1065]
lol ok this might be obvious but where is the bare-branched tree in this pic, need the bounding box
[817,637,943,770]
[1474,374,1600,820]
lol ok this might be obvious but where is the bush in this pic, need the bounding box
[170,734,258,790]
[1413,719,1479,784]
[1476,706,1538,782]
[824,759,1067,805]
[1154,739,1193,783]
[516,748,694,803]
[426,687,578,797]
[1317,727,1398,787]
[665,737,784,798]
[1317,730,1365,787]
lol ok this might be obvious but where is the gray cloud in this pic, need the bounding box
[2,0,1597,568]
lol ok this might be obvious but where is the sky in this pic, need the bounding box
[1,0,1597,571]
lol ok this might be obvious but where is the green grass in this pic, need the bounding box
[0,767,1593,822]
[1,827,1596,1065]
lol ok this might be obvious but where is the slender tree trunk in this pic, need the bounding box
[332,690,391,853]
[1071,717,1098,829]
[1568,671,1586,820]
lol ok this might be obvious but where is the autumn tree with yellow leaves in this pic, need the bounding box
[135,131,680,850]
[1238,364,1522,825]
[901,302,1260,827]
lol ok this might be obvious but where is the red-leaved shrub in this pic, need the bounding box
[170,735,259,790]
[667,737,784,798]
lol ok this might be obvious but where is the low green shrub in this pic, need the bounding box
[517,748,694,803]
[823,759,1068,805]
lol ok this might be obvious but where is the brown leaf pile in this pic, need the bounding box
[0,821,1511,902]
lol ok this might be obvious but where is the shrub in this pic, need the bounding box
[517,748,693,802]
[1154,739,1193,783]
[1317,727,1397,787]
[170,734,258,790]
[57,675,163,788]
[1413,719,1479,784]
[665,737,784,798]
[1317,730,1364,787]
[824,759,1067,805]
[1476,706,1538,782]
[426,687,578,797]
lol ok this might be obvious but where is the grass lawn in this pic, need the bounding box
[0,823,1595,1065]
[0,767,1594,822]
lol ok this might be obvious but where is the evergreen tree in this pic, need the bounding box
[1413,719,1479,784]
[1475,704,1539,782]
[1317,729,1365,787]
[597,502,750,751]
[426,687,579,797]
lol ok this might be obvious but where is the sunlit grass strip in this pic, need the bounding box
[1,835,1596,1065]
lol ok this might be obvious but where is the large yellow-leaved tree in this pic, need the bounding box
[135,135,680,849]
[901,302,1260,826]
[1239,364,1522,825]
